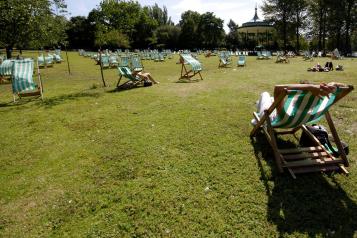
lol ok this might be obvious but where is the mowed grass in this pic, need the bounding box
[0,52,356,237]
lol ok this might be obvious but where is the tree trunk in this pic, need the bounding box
[283,11,287,50]
[318,0,324,51]
[322,9,326,53]
[345,0,353,54]
[6,46,13,59]
[296,10,300,52]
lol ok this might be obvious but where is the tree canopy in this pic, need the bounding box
[0,0,356,54]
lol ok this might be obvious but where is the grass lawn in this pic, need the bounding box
[0,52,356,237]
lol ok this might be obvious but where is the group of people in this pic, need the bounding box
[308,62,344,72]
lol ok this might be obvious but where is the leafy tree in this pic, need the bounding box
[179,11,201,49]
[66,16,95,49]
[226,19,240,49]
[198,12,225,49]
[155,25,181,49]
[262,0,294,50]
[0,0,67,58]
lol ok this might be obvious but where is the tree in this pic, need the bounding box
[179,11,201,49]
[198,12,225,49]
[66,16,95,49]
[154,25,181,49]
[0,0,67,58]
[262,0,294,50]
[226,19,240,49]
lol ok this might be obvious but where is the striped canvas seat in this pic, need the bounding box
[131,57,143,72]
[11,59,37,93]
[120,56,130,67]
[0,60,14,76]
[271,89,341,129]
[116,66,144,89]
[179,54,203,81]
[238,55,246,66]
[250,85,353,178]
[181,54,202,72]
[109,55,118,67]
[101,55,110,68]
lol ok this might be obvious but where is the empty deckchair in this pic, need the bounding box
[131,57,144,72]
[100,55,110,69]
[0,60,14,77]
[257,51,264,60]
[250,85,354,178]
[116,66,144,89]
[120,56,130,67]
[12,59,43,101]
[237,55,246,67]
[179,54,203,81]
[46,54,54,67]
[218,52,231,68]
[109,55,119,68]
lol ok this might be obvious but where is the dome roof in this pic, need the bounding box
[240,5,273,28]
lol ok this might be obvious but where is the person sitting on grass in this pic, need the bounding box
[251,81,347,125]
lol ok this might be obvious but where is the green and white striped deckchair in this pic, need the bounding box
[38,55,54,68]
[237,55,246,67]
[0,60,14,77]
[109,55,119,68]
[11,59,43,101]
[179,54,203,81]
[120,56,130,67]
[54,54,63,63]
[116,66,144,89]
[250,85,354,178]
[218,52,231,68]
[100,55,110,69]
[131,57,143,72]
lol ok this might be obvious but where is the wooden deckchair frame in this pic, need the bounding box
[179,55,203,81]
[14,60,43,102]
[250,86,353,178]
[218,56,231,68]
[116,67,145,89]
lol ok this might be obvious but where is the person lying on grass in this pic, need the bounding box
[132,70,159,84]
[307,62,333,72]
[251,82,350,125]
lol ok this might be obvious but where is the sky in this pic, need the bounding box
[66,0,265,32]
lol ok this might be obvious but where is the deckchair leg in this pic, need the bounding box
[325,111,349,167]
[265,111,284,173]
[116,75,123,88]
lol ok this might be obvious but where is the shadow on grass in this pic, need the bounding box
[251,132,357,237]
[176,78,201,83]
[37,91,101,108]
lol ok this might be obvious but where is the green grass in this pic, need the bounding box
[0,52,356,237]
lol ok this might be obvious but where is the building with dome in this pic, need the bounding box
[237,5,275,49]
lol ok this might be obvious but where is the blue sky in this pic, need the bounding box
[66,0,264,31]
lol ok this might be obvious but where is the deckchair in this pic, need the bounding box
[12,59,43,101]
[131,57,143,72]
[257,51,264,60]
[303,51,313,61]
[46,54,54,67]
[0,60,14,77]
[250,85,354,178]
[237,55,246,67]
[120,56,130,67]
[54,53,63,63]
[218,52,231,68]
[276,55,289,63]
[100,55,110,69]
[109,55,119,68]
[179,54,203,81]
[116,66,144,89]
[38,55,46,68]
